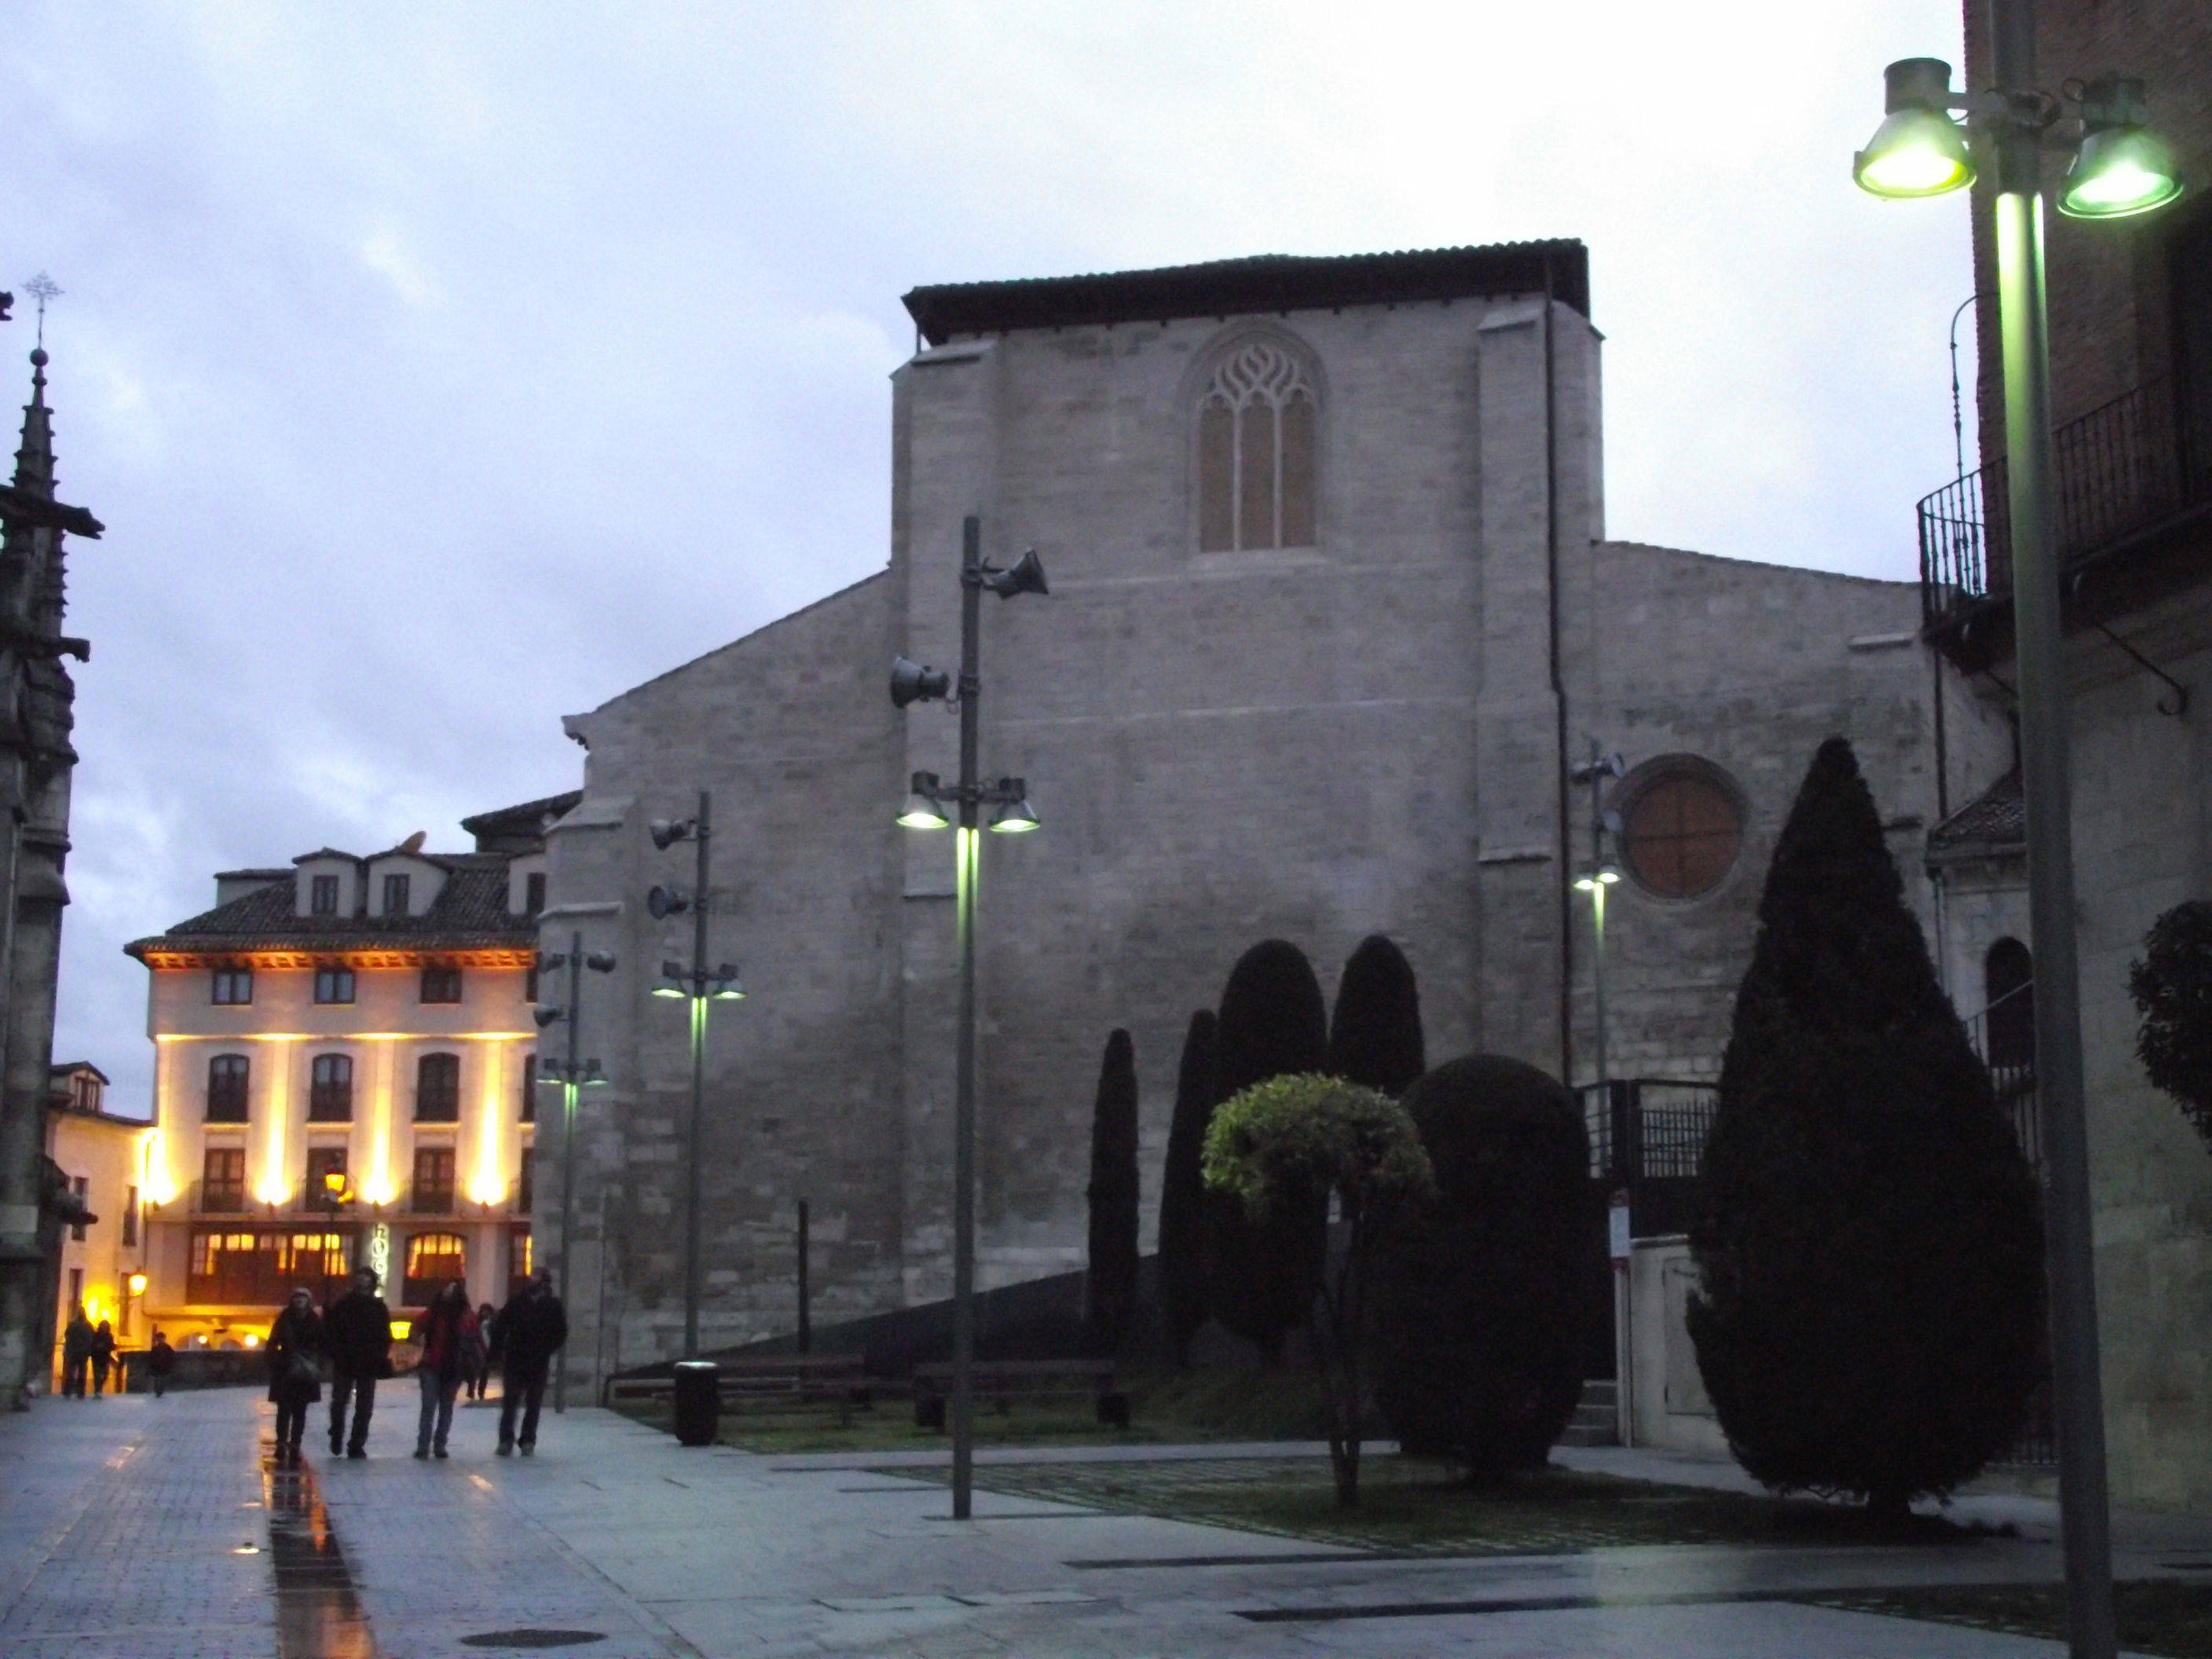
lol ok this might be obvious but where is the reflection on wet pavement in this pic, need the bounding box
[263,1444,378,1659]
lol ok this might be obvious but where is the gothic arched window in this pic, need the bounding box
[1984,938,2034,1070]
[1197,339,1317,551]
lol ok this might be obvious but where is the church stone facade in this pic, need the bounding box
[538,244,2004,1382]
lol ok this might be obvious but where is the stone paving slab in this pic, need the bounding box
[4,1388,2203,1655]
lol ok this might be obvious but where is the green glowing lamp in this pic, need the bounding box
[897,770,950,830]
[1854,58,1975,200]
[2059,82,2183,218]
[1573,863,1622,893]
[989,779,1040,834]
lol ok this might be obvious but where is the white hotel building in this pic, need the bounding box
[124,795,573,1341]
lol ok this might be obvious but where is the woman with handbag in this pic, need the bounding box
[412,1280,476,1459]
[266,1288,326,1464]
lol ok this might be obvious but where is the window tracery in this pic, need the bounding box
[1196,338,1317,551]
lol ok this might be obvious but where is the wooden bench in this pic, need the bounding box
[606,1353,877,1424]
[910,1358,1128,1429]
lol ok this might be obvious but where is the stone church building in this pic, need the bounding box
[538,241,2007,1381]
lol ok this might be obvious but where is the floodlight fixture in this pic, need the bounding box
[647,884,692,920]
[982,549,1049,599]
[1854,58,1976,200]
[890,656,952,708]
[898,771,951,830]
[650,817,699,850]
[2059,79,2183,218]
[654,959,687,998]
[988,781,1040,834]
[586,950,618,972]
[712,964,746,1001]
[533,1005,565,1029]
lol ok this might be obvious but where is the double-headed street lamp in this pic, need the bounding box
[646,793,745,1361]
[889,513,1049,1521]
[1853,15,2183,1657]
[535,932,615,1411]
[1569,742,1627,1088]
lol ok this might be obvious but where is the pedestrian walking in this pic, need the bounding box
[90,1321,115,1397]
[495,1268,567,1456]
[324,1266,394,1459]
[412,1280,475,1459]
[148,1330,175,1398]
[461,1302,494,1401]
[266,1289,326,1463]
[59,1306,92,1399]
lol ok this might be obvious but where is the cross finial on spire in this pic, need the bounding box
[23,274,60,349]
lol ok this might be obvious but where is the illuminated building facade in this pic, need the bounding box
[41,1062,155,1379]
[124,794,574,1342]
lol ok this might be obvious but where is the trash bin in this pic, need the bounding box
[673,1361,720,1446]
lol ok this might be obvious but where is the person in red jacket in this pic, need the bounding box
[412,1280,477,1459]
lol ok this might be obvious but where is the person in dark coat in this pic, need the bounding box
[90,1321,116,1396]
[266,1289,325,1463]
[59,1306,93,1399]
[148,1330,176,1398]
[495,1268,567,1456]
[324,1266,394,1458]
[412,1280,476,1459]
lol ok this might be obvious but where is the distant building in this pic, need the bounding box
[537,241,2008,1383]
[41,1062,152,1385]
[123,795,574,1346]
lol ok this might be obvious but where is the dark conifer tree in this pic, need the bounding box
[1158,1010,1217,1366]
[1687,738,2044,1515]
[1084,1029,1141,1354]
[1205,940,1330,1359]
[1372,1053,1595,1478]
[1328,934,1426,1096]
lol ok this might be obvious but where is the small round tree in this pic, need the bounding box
[1371,1053,1595,1478]
[1158,1009,1217,1366]
[1205,941,1331,1359]
[1688,737,2045,1517]
[1328,934,1426,1097]
[1204,1073,1432,1507]
[2131,899,2212,1143]
[1085,1029,1141,1354]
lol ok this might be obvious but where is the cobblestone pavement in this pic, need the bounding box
[6,1388,2212,1656]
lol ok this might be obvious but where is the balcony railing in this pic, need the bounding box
[1919,376,2210,632]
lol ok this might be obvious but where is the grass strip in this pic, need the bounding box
[1801,1580,2212,1659]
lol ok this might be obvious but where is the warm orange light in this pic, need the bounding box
[127,1273,148,1296]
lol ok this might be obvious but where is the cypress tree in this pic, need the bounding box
[1687,738,2044,1515]
[1205,940,1330,1359]
[1084,1029,1141,1354]
[1372,1054,1595,1478]
[1158,1009,1217,1367]
[1328,934,1426,1096]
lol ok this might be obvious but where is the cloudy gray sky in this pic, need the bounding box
[10,1,1976,1115]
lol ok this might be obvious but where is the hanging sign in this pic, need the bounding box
[1608,1189,1632,1267]
[367,1222,392,1288]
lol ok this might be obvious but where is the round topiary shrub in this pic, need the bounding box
[2132,899,2212,1142]
[1371,1053,1596,1479]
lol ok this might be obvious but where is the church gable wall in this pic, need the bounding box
[548,571,907,1361]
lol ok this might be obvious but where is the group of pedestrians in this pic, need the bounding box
[264,1265,568,1464]
[57,1306,119,1397]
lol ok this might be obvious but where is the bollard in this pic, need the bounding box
[672,1361,720,1447]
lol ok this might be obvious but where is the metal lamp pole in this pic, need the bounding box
[888,514,1047,1520]
[1987,8,2113,1652]
[648,792,742,1362]
[538,932,613,1412]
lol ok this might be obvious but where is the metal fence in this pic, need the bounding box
[1920,375,2208,632]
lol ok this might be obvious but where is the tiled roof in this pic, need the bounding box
[902,240,1590,346]
[459,790,581,842]
[1927,769,2024,859]
[125,854,533,959]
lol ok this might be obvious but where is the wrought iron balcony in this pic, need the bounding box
[1918,375,2211,635]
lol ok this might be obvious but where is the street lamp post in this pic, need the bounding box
[1852,16,2183,1656]
[1569,742,1627,1441]
[1569,742,1626,1086]
[535,931,615,1412]
[888,513,1047,1521]
[646,793,745,1361]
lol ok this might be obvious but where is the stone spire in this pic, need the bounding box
[11,347,52,496]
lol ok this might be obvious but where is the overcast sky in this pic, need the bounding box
[9,1,1978,1115]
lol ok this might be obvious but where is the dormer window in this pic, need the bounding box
[310,875,339,916]
[383,873,412,917]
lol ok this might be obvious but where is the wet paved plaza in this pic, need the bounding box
[4,1387,2210,1657]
